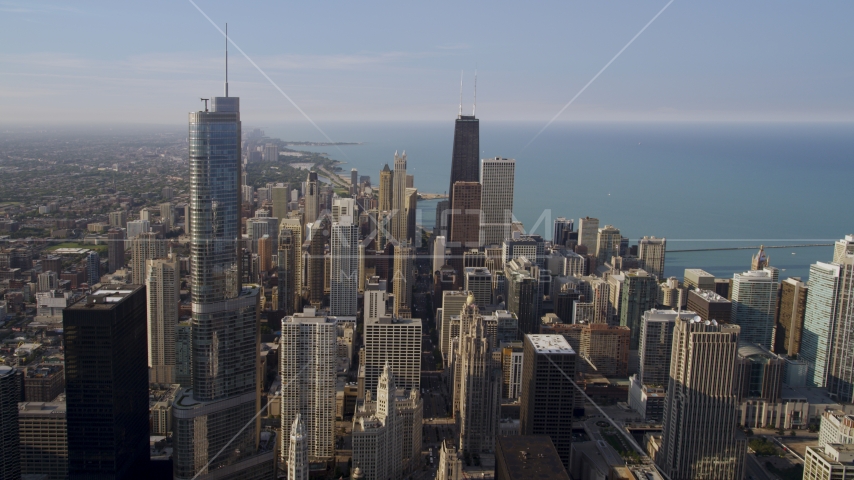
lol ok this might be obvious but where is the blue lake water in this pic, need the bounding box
[265,121,854,281]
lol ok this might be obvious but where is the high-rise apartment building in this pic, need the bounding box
[363,316,422,396]
[330,215,359,316]
[803,261,843,388]
[257,234,273,272]
[479,157,515,247]
[126,219,149,240]
[280,218,304,299]
[280,310,337,463]
[64,286,149,479]
[637,309,697,387]
[159,202,173,229]
[620,269,659,349]
[440,291,469,361]
[146,255,179,384]
[775,277,808,356]
[107,228,125,274]
[656,317,745,480]
[520,334,576,470]
[638,236,666,279]
[364,277,387,323]
[0,366,22,479]
[731,269,778,350]
[391,151,408,244]
[130,232,166,285]
[457,304,501,454]
[449,181,481,249]
[172,94,273,479]
[109,210,128,228]
[393,241,414,317]
[596,225,621,265]
[86,251,100,285]
[577,217,599,254]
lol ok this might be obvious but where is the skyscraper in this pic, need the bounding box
[814,244,854,400]
[448,112,480,210]
[552,217,574,247]
[0,366,22,479]
[363,316,422,396]
[596,225,621,265]
[637,309,696,387]
[802,261,842,388]
[304,171,320,225]
[520,334,576,470]
[505,257,542,336]
[637,236,666,279]
[277,227,298,314]
[393,241,414,317]
[620,269,659,349]
[577,217,599,254]
[272,183,289,222]
[330,214,359,316]
[130,232,166,285]
[775,277,808,356]
[280,218,304,301]
[280,310,337,463]
[391,151,408,244]
[146,255,179,384]
[731,269,778,350]
[308,216,329,308]
[457,303,501,454]
[378,163,393,213]
[479,157,516,247]
[86,251,100,285]
[107,228,125,274]
[64,286,149,479]
[449,181,481,248]
[18,401,68,480]
[287,414,309,480]
[656,317,745,480]
[464,266,493,307]
[172,93,273,479]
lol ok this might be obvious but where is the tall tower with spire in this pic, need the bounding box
[751,245,769,271]
[171,27,274,480]
[444,73,480,238]
[288,414,309,480]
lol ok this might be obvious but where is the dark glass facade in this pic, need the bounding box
[64,285,149,479]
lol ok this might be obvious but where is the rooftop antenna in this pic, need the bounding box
[458,70,463,117]
[201,98,209,112]
[472,67,477,117]
[224,23,229,97]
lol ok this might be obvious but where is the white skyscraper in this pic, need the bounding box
[130,232,165,285]
[331,197,356,225]
[146,255,179,384]
[364,277,387,323]
[433,235,447,274]
[577,216,599,255]
[657,317,746,479]
[287,414,309,480]
[731,269,779,350]
[330,214,358,316]
[126,219,150,240]
[363,316,422,396]
[479,157,516,247]
[280,310,336,463]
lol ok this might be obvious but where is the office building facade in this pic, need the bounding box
[479,157,515,247]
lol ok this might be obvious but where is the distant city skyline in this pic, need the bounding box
[2,1,854,124]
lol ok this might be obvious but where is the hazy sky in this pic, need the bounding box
[2,0,853,125]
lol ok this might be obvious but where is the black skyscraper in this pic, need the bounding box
[64,285,150,480]
[447,115,479,217]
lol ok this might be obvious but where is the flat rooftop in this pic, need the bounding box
[66,284,143,310]
[527,334,574,355]
[497,435,570,480]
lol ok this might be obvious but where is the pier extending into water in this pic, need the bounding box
[667,243,832,253]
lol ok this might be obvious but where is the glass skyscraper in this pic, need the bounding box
[172,95,273,479]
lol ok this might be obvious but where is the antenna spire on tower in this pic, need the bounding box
[473,67,477,117]
[458,70,463,117]
[225,23,229,97]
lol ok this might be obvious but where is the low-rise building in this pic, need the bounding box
[804,443,854,480]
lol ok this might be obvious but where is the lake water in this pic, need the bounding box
[265,121,854,281]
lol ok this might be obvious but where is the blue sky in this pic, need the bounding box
[1,0,853,124]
